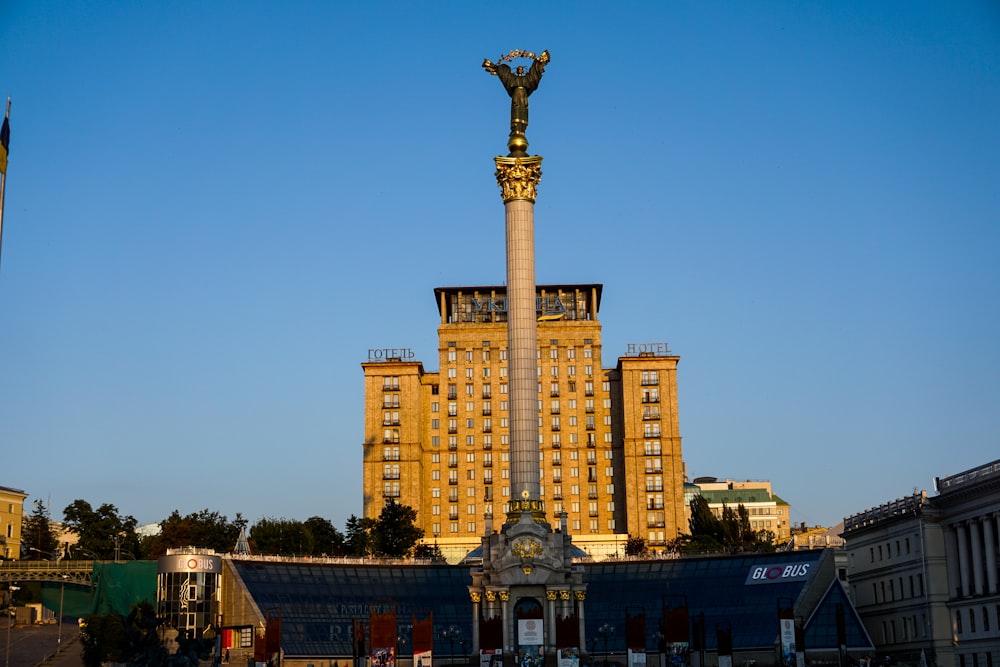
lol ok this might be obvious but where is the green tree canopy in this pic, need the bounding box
[63,500,140,560]
[303,516,346,556]
[22,499,60,560]
[250,517,314,556]
[142,509,244,558]
[675,496,777,554]
[344,514,376,557]
[370,499,424,558]
[625,534,647,557]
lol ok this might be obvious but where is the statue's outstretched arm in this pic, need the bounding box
[483,59,498,76]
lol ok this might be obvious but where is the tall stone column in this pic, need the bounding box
[970,519,984,595]
[957,522,971,597]
[983,514,998,594]
[495,156,543,507]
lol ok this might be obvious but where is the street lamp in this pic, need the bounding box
[5,584,20,667]
[597,624,614,667]
[438,625,461,666]
[652,631,665,667]
[57,575,69,648]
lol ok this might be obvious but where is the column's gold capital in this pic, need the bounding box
[494,155,543,203]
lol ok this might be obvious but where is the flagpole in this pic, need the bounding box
[0,96,9,269]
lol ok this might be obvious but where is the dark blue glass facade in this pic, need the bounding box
[231,550,872,659]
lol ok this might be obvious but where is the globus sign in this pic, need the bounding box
[744,563,811,585]
[157,554,222,574]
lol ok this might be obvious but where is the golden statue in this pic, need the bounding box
[483,50,550,156]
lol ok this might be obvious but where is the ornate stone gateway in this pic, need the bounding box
[470,50,588,667]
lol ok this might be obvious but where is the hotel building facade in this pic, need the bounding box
[362,283,685,558]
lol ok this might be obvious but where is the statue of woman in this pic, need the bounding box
[483,51,550,154]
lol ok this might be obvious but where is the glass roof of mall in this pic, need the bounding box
[231,550,872,658]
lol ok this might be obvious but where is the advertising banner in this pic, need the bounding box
[415,650,432,667]
[558,647,579,667]
[518,619,543,646]
[627,649,647,667]
[779,618,795,667]
[481,648,503,667]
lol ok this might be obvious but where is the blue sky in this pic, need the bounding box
[1,1,997,533]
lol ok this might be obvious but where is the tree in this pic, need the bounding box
[370,500,424,558]
[303,516,346,556]
[63,500,140,560]
[143,509,243,558]
[687,495,724,547]
[250,517,314,556]
[624,534,647,557]
[22,499,59,559]
[412,542,446,562]
[344,515,376,557]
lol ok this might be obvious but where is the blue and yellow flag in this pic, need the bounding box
[0,113,9,174]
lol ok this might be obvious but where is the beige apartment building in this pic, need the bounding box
[361,284,685,559]
[0,485,28,560]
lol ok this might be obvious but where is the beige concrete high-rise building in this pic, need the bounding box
[361,283,685,559]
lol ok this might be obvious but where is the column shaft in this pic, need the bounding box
[970,519,985,595]
[505,198,539,500]
[957,522,971,597]
[983,515,998,594]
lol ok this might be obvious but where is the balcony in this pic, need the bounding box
[585,389,594,397]
[383,473,401,480]
[447,409,458,417]
[586,440,596,449]
[642,396,660,403]
[383,490,400,498]
[551,425,560,431]
[586,424,595,431]
[448,462,458,468]
[550,407,560,415]
[484,460,493,468]
[588,492,598,500]
[448,442,458,451]
[645,467,663,474]
[645,486,664,493]
[482,391,492,399]
[447,392,458,400]
[550,391,559,398]
[383,384,400,392]
[482,408,492,416]
[552,459,562,467]
[642,414,659,421]
[553,494,563,501]
[382,437,399,444]
[647,521,666,528]
[382,453,400,462]
[382,419,401,427]
[551,442,561,449]
[589,511,599,518]
[647,502,664,510]
[382,401,400,409]
[449,479,458,485]
[448,427,458,434]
